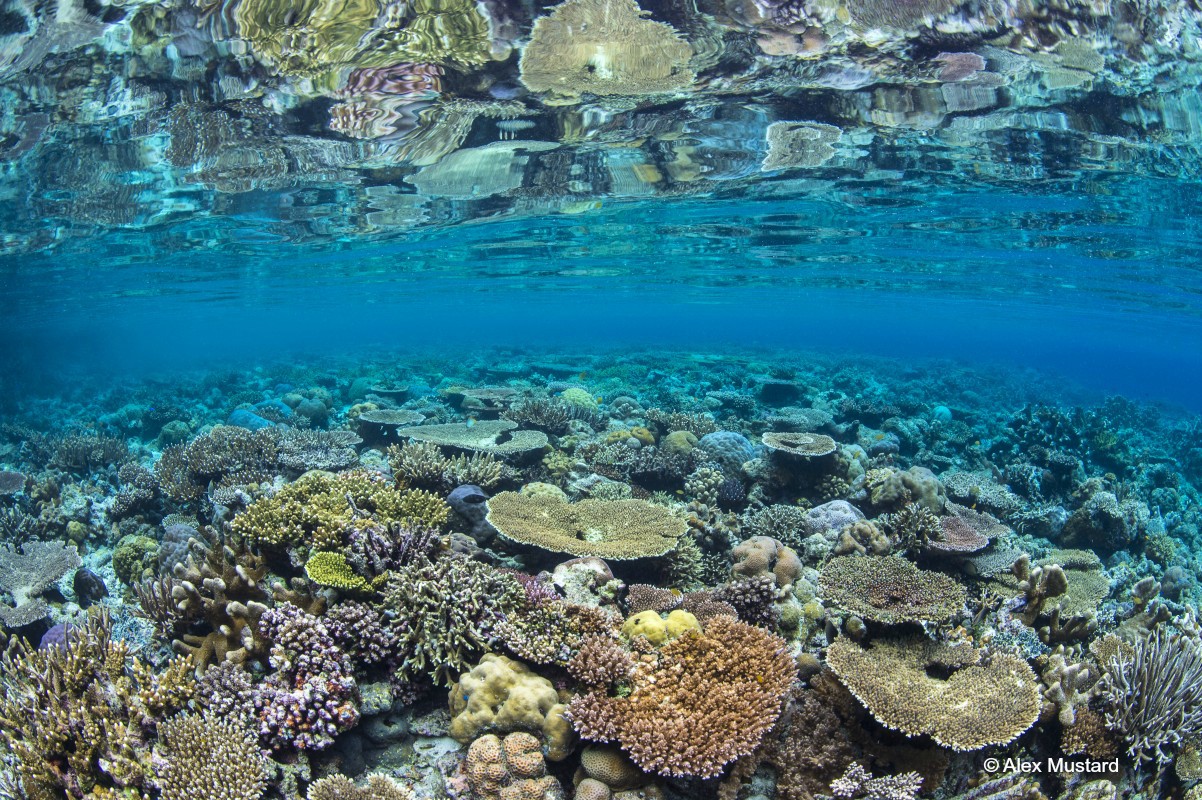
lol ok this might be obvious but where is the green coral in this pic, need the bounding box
[113,534,160,585]
[231,470,449,550]
[304,551,375,593]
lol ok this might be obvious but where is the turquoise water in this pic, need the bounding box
[4,179,1201,407]
[6,1,1202,798]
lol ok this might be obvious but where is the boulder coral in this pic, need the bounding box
[449,653,575,761]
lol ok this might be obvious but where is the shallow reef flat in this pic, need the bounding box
[0,347,1200,800]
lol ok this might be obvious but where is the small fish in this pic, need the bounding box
[595,396,603,403]
[466,417,476,428]
[577,371,587,380]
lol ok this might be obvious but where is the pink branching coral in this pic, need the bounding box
[255,603,359,751]
[567,616,796,778]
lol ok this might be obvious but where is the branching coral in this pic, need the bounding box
[826,636,1040,750]
[384,554,524,684]
[255,602,359,751]
[1101,627,1202,764]
[231,470,448,550]
[486,492,687,559]
[156,426,277,506]
[568,616,796,778]
[154,711,268,800]
[0,610,196,800]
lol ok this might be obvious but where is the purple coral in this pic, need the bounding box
[255,603,359,751]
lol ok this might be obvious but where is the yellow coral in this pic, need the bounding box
[519,0,694,100]
[304,551,372,593]
[231,470,449,550]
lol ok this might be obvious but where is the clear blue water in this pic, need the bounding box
[4,178,1201,408]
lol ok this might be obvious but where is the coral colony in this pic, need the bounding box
[0,350,1199,800]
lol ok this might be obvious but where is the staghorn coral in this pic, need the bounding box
[307,774,415,800]
[154,711,268,800]
[384,554,524,684]
[826,636,1041,750]
[450,655,574,761]
[819,555,966,625]
[496,597,620,667]
[231,470,448,550]
[0,610,196,800]
[519,0,693,100]
[1100,626,1202,764]
[255,602,359,751]
[486,492,687,559]
[567,615,795,778]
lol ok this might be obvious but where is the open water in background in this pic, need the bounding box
[3,177,1200,409]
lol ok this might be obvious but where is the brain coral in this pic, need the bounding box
[818,555,966,624]
[449,654,575,761]
[486,492,687,559]
[519,0,694,100]
[567,615,795,778]
[826,636,1041,750]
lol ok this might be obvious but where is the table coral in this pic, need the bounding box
[485,492,687,559]
[819,555,966,625]
[826,636,1041,750]
[568,616,795,778]
[518,0,694,100]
